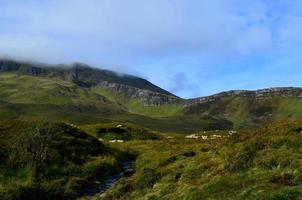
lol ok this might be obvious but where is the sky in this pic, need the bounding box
[1,0,302,98]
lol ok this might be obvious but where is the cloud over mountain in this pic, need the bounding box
[1,0,302,97]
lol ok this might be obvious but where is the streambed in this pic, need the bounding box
[80,161,134,197]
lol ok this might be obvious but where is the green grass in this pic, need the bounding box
[3,72,302,134]
[0,73,231,133]
[125,100,183,117]
[99,120,302,200]
[0,121,134,199]
[0,72,233,133]
[1,120,302,199]
[184,95,302,130]
[92,87,183,117]
[0,73,116,108]
[276,98,302,119]
[80,122,162,140]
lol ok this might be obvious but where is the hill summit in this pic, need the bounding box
[1,58,302,131]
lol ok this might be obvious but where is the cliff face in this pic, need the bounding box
[2,59,302,108]
[184,88,302,107]
[99,81,180,106]
[182,87,302,129]
[0,59,180,106]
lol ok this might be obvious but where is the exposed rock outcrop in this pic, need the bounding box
[0,59,180,106]
[184,87,302,107]
[2,59,302,107]
[99,81,180,106]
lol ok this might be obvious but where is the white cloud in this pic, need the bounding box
[1,0,302,97]
[0,0,277,63]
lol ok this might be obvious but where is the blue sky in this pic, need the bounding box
[1,0,302,98]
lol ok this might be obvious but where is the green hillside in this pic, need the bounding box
[0,72,231,133]
[2,59,302,133]
[1,120,302,199]
[183,95,302,129]
[100,121,302,200]
[0,121,134,199]
[0,59,175,96]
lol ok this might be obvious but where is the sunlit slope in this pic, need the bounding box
[183,94,302,129]
[0,73,231,133]
[102,121,302,200]
[3,59,302,131]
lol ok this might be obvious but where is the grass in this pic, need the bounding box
[276,98,302,119]
[99,120,302,200]
[3,72,302,133]
[0,73,116,108]
[79,122,162,141]
[0,121,135,200]
[1,120,302,199]
[125,100,183,117]
[92,87,183,117]
[0,72,233,133]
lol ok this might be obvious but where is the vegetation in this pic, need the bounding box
[1,120,302,199]
[1,60,302,199]
[80,122,162,141]
[98,121,302,200]
[0,72,232,133]
[0,121,134,200]
[2,59,302,132]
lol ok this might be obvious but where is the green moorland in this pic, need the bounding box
[183,95,302,129]
[0,121,135,200]
[80,122,162,141]
[2,60,302,132]
[0,72,232,133]
[91,87,183,117]
[93,120,302,200]
[3,72,302,132]
[1,120,302,199]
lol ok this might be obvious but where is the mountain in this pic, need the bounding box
[1,58,302,132]
[0,59,230,133]
[0,59,178,105]
[184,88,302,128]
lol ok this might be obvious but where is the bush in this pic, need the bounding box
[137,168,162,189]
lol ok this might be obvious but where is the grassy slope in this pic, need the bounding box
[227,97,302,129]
[276,98,302,119]
[100,121,302,200]
[0,121,133,199]
[4,72,302,132]
[91,87,183,117]
[80,122,162,141]
[0,59,175,96]
[0,73,232,133]
[0,73,117,108]
[0,72,183,119]
[1,119,301,200]
[184,95,302,130]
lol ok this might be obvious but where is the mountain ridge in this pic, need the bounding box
[2,58,302,102]
[184,87,302,106]
[1,58,302,131]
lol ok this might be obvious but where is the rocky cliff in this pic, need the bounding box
[0,59,179,106]
[2,59,302,108]
[99,81,180,106]
[184,87,302,107]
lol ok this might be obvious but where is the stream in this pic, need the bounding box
[80,161,134,197]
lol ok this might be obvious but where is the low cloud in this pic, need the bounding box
[0,0,277,63]
[1,0,302,97]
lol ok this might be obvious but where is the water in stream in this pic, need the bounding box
[80,161,134,197]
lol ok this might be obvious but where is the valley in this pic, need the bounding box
[0,59,302,200]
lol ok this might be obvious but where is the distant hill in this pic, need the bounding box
[1,59,302,132]
[183,88,302,128]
